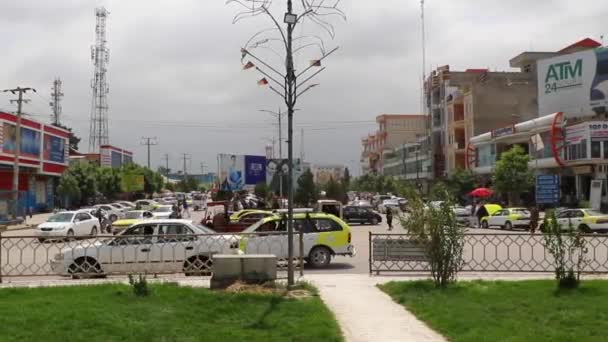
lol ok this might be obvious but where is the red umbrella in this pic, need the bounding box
[469,187,493,197]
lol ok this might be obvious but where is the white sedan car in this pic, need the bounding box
[152,205,174,219]
[50,220,238,277]
[93,204,125,222]
[36,211,100,242]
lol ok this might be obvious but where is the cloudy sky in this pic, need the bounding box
[1,0,606,175]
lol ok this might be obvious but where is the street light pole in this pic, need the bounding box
[285,0,296,287]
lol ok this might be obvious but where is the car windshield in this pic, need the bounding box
[47,213,74,222]
[124,212,143,219]
[155,206,172,212]
[242,218,272,233]
[585,210,603,216]
[110,204,122,208]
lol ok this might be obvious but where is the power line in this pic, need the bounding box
[140,136,158,169]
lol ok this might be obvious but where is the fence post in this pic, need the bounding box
[0,229,3,283]
[368,231,372,275]
[299,228,304,277]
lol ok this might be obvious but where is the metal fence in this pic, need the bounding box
[370,232,608,274]
[0,231,305,281]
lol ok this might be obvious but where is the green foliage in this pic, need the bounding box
[57,173,81,207]
[213,190,233,201]
[324,177,347,203]
[165,182,176,192]
[66,162,99,205]
[176,176,200,193]
[128,274,150,297]
[401,188,464,288]
[52,122,81,151]
[97,167,122,200]
[254,182,269,200]
[492,145,534,205]
[342,167,351,187]
[295,169,317,206]
[542,211,588,289]
[445,168,478,201]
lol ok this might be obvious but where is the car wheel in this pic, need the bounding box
[109,214,118,222]
[68,257,102,278]
[183,255,212,276]
[481,221,488,229]
[308,246,332,268]
[90,226,98,237]
[66,229,75,241]
[505,222,512,231]
[579,224,591,233]
[371,217,379,225]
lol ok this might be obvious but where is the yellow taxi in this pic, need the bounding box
[112,210,154,233]
[238,211,355,268]
[542,208,608,233]
[229,209,273,223]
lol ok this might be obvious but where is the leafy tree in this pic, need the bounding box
[97,167,122,200]
[254,182,269,199]
[67,162,98,205]
[52,123,81,151]
[295,169,317,206]
[57,173,81,208]
[165,182,176,192]
[157,166,171,176]
[177,176,200,193]
[492,145,533,205]
[445,168,478,202]
[325,177,347,203]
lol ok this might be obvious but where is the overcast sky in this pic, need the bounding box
[1,0,606,175]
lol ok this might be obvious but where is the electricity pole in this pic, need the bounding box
[3,87,36,218]
[162,154,170,176]
[140,137,158,169]
[260,108,284,159]
[200,162,207,175]
[181,153,191,182]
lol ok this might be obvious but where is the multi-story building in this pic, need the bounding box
[424,65,538,178]
[360,114,426,174]
[467,38,608,207]
[381,135,432,192]
[312,164,346,185]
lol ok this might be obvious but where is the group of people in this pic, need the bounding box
[170,199,190,219]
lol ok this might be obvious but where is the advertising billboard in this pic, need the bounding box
[43,134,65,163]
[244,155,266,185]
[2,122,41,158]
[219,154,245,191]
[538,47,608,118]
[266,158,303,195]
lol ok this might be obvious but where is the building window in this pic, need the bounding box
[592,141,601,158]
[604,141,608,159]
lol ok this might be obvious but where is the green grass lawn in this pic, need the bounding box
[0,283,342,342]
[380,280,608,342]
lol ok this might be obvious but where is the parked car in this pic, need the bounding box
[36,211,100,243]
[481,208,531,230]
[152,205,174,219]
[134,199,160,211]
[540,208,608,233]
[112,210,155,234]
[343,206,382,225]
[117,201,136,210]
[92,204,125,222]
[239,212,355,268]
[378,199,400,214]
[50,219,239,278]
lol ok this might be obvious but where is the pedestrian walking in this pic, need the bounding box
[529,206,539,233]
[182,199,190,218]
[386,207,393,231]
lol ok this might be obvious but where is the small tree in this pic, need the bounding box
[446,168,478,202]
[97,167,122,200]
[542,211,588,289]
[254,182,269,199]
[57,173,81,208]
[295,169,317,206]
[492,145,533,205]
[401,184,465,288]
[325,177,347,203]
[342,167,351,188]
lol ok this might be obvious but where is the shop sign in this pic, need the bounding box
[491,125,515,138]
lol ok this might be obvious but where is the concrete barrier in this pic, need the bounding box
[210,254,277,289]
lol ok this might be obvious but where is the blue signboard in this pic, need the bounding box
[536,175,560,204]
[244,155,267,185]
[43,134,65,163]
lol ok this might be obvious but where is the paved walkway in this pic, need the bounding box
[2,212,52,231]
[305,274,446,342]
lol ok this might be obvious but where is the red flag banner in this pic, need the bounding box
[257,78,269,86]
[243,61,255,70]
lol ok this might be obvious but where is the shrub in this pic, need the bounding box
[128,274,150,297]
[400,185,465,288]
[542,211,588,289]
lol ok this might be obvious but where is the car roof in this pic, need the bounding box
[55,211,78,214]
[126,210,147,213]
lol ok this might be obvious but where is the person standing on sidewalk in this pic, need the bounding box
[182,199,190,218]
[386,207,393,231]
[529,206,539,233]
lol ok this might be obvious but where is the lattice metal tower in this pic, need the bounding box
[50,78,63,125]
[88,7,110,152]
